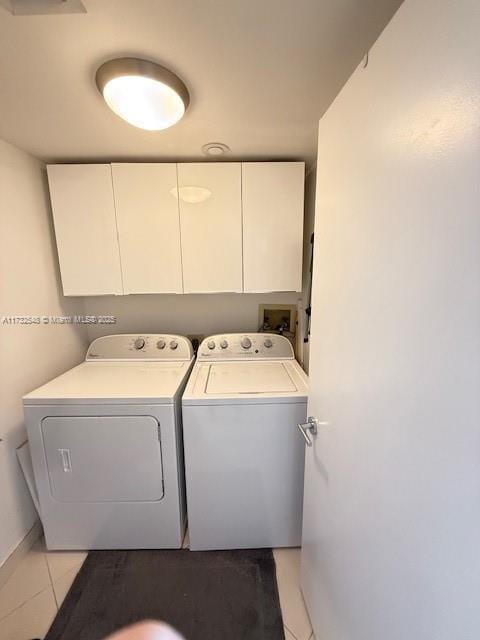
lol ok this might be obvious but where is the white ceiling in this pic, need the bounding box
[0,0,402,163]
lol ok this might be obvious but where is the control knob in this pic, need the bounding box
[134,338,145,350]
[170,340,178,350]
[156,339,166,350]
[220,339,228,349]
[207,340,216,350]
[264,338,273,348]
[241,337,252,349]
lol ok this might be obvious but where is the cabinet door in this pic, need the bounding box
[47,164,123,296]
[112,164,183,294]
[178,163,243,293]
[242,162,305,292]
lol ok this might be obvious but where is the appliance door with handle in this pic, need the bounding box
[300,0,480,638]
[41,416,164,503]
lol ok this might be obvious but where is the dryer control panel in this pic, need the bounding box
[197,333,294,360]
[86,334,194,361]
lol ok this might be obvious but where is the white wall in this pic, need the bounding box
[301,0,480,637]
[0,139,88,565]
[83,291,301,343]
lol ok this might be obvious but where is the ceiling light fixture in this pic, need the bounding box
[95,58,190,131]
[202,142,230,157]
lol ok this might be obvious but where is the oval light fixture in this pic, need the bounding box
[169,185,212,204]
[95,57,190,131]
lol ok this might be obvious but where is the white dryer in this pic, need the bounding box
[182,333,308,551]
[23,334,194,550]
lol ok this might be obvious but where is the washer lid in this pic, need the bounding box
[183,359,308,405]
[23,360,193,405]
[206,362,297,394]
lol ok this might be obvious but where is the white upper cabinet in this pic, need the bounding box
[47,161,305,296]
[177,163,243,293]
[111,163,183,294]
[242,162,305,292]
[47,164,123,296]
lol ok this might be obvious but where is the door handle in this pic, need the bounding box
[59,448,72,473]
[297,417,328,446]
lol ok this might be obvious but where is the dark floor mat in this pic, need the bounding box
[45,549,285,640]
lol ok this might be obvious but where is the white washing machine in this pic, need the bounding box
[23,334,194,550]
[182,333,308,551]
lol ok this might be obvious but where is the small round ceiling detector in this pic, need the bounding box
[202,142,231,157]
[95,57,190,131]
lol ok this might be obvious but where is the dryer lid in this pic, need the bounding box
[206,361,297,395]
[23,360,193,405]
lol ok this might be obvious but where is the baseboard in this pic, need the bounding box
[0,520,43,591]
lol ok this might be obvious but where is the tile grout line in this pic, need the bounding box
[284,622,299,640]
[0,584,52,623]
[284,622,314,640]
[275,550,313,640]
[43,552,59,610]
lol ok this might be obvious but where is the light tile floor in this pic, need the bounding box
[0,538,87,640]
[0,539,312,640]
[273,548,314,640]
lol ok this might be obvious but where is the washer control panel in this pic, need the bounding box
[86,334,194,360]
[197,333,294,360]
